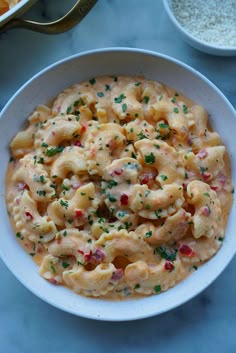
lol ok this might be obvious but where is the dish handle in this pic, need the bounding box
[1,0,98,34]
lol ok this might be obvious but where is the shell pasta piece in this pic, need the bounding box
[5,75,233,299]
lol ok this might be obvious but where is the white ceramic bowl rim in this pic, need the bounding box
[0,47,236,321]
[163,0,236,52]
[0,0,36,26]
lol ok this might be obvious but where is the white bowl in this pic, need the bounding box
[0,48,236,321]
[163,0,236,56]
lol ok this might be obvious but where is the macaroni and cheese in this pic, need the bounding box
[5,76,233,298]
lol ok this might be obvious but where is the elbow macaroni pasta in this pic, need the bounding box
[5,75,233,299]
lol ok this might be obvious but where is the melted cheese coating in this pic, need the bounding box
[5,76,233,299]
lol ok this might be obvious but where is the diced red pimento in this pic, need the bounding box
[74,140,83,147]
[140,172,157,185]
[197,149,208,159]
[75,209,84,218]
[25,211,33,221]
[219,174,226,186]
[120,193,129,206]
[17,182,26,191]
[164,261,175,272]
[48,278,59,285]
[111,268,123,281]
[179,244,195,257]
[92,248,105,262]
[72,181,81,190]
[202,172,211,181]
[210,185,218,191]
[81,124,87,133]
[84,250,93,262]
[201,206,211,216]
[114,168,123,176]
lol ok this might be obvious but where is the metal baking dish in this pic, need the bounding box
[0,0,97,34]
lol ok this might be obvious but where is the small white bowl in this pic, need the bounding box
[163,0,236,56]
[0,48,236,321]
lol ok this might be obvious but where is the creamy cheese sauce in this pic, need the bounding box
[5,76,233,299]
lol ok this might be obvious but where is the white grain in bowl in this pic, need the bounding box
[163,0,236,56]
[0,48,236,321]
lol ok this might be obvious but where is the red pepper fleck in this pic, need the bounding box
[74,140,83,147]
[210,185,218,191]
[179,244,195,257]
[75,209,84,218]
[202,172,211,180]
[77,249,84,255]
[111,268,123,280]
[140,172,157,185]
[72,181,81,189]
[114,168,123,175]
[17,182,26,191]
[48,278,59,285]
[197,149,208,159]
[25,211,33,221]
[92,248,105,262]
[81,124,87,133]
[201,206,211,216]
[84,250,93,262]
[120,193,129,206]
[164,261,175,272]
[219,174,226,186]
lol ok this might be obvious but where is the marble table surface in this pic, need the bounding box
[0,1,236,352]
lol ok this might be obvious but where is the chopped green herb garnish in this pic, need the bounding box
[66,105,72,114]
[137,131,148,140]
[39,175,45,183]
[107,180,118,189]
[173,107,179,113]
[159,123,169,129]
[60,200,69,209]
[45,146,64,157]
[62,262,70,269]
[50,264,56,274]
[143,96,150,104]
[114,93,126,103]
[89,78,96,85]
[122,103,127,113]
[183,105,188,114]
[155,246,177,261]
[37,190,46,197]
[203,192,210,197]
[16,232,24,240]
[144,152,155,164]
[154,285,161,293]
[108,194,117,202]
[160,174,168,181]
[145,231,152,238]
